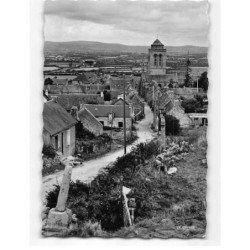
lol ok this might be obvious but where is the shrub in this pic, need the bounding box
[181,98,201,113]
[164,115,180,136]
[42,144,56,158]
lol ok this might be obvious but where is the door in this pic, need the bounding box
[61,133,64,154]
[54,135,58,150]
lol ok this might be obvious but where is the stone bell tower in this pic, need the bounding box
[148,38,167,75]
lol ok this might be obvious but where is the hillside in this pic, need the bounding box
[44,41,208,55]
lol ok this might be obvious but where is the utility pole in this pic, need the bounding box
[123,75,127,154]
[152,85,156,129]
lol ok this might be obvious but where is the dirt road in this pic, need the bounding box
[42,104,154,199]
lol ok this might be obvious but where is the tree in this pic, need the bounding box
[168,78,174,88]
[181,98,201,113]
[164,114,180,136]
[197,71,209,92]
[44,77,53,86]
[184,57,193,87]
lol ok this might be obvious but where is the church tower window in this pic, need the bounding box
[159,54,162,66]
[154,54,157,66]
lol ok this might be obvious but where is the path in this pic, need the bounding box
[42,104,154,199]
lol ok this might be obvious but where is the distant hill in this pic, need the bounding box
[44,41,208,55]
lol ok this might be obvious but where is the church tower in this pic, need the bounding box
[148,39,167,75]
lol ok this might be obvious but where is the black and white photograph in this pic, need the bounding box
[41,0,210,238]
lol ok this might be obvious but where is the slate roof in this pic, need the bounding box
[164,100,174,112]
[110,78,130,91]
[56,94,104,111]
[83,104,130,118]
[113,97,132,106]
[157,92,171,110]
[52,78,68,85]
[78,107,103,130]
[74,74,88,82]
[43,101,77,136]
[151,39,164,46]
[44,84,86,95]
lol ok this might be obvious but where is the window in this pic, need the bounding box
[66,129,70,146]
[159,54,162,66]
[154,54,157,66]
[118,122,123,128]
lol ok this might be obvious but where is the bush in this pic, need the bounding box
[42,144,56,158]
[164,115,180,136]
[181,98,201,113]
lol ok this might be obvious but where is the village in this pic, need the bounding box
[42,38,208,238]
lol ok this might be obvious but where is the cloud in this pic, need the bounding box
[44,0,209,46]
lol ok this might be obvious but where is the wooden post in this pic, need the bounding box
[123,75,127,154]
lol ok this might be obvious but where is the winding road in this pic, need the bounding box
[42,103,154,199]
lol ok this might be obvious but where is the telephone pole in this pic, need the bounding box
[123,75,127,154]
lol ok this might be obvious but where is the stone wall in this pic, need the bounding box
[48,126,76,157]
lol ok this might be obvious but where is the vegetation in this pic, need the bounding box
[181,94,207,113]
[45,134,207,238]
[164,115,180,135]
[194,72,209,92]
[42,144,56,158]
[46,140,161,231]
[44,77,53,86]
[181,98,200,113]
[184,57,193,87]
[75,122,96,140]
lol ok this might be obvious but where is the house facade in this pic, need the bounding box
[43,101,78,157]
[83,104,132,129]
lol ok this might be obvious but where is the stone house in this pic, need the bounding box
[113,97,134,119]
[77,107,104,136]
[83,104,132,129]
[164,99,192,128]
[128,93,145,121]
[43,101,78,157]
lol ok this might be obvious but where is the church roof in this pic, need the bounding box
[151,39,164,46]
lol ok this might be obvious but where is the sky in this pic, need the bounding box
[44,0,209,47]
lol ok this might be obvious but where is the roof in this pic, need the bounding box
[52,78,68,85]
[83,104,131,118]
[56,94,104,111]
[110,78,130,91]
[78,107,103,130]
[43,101,77,136]
[157,92,171,109]
[164,100,174,112]
[130,93,144,106]
[151,39,164,46]
[74,74,89,83]
[113,97,132,106]
[44,84,86,95]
